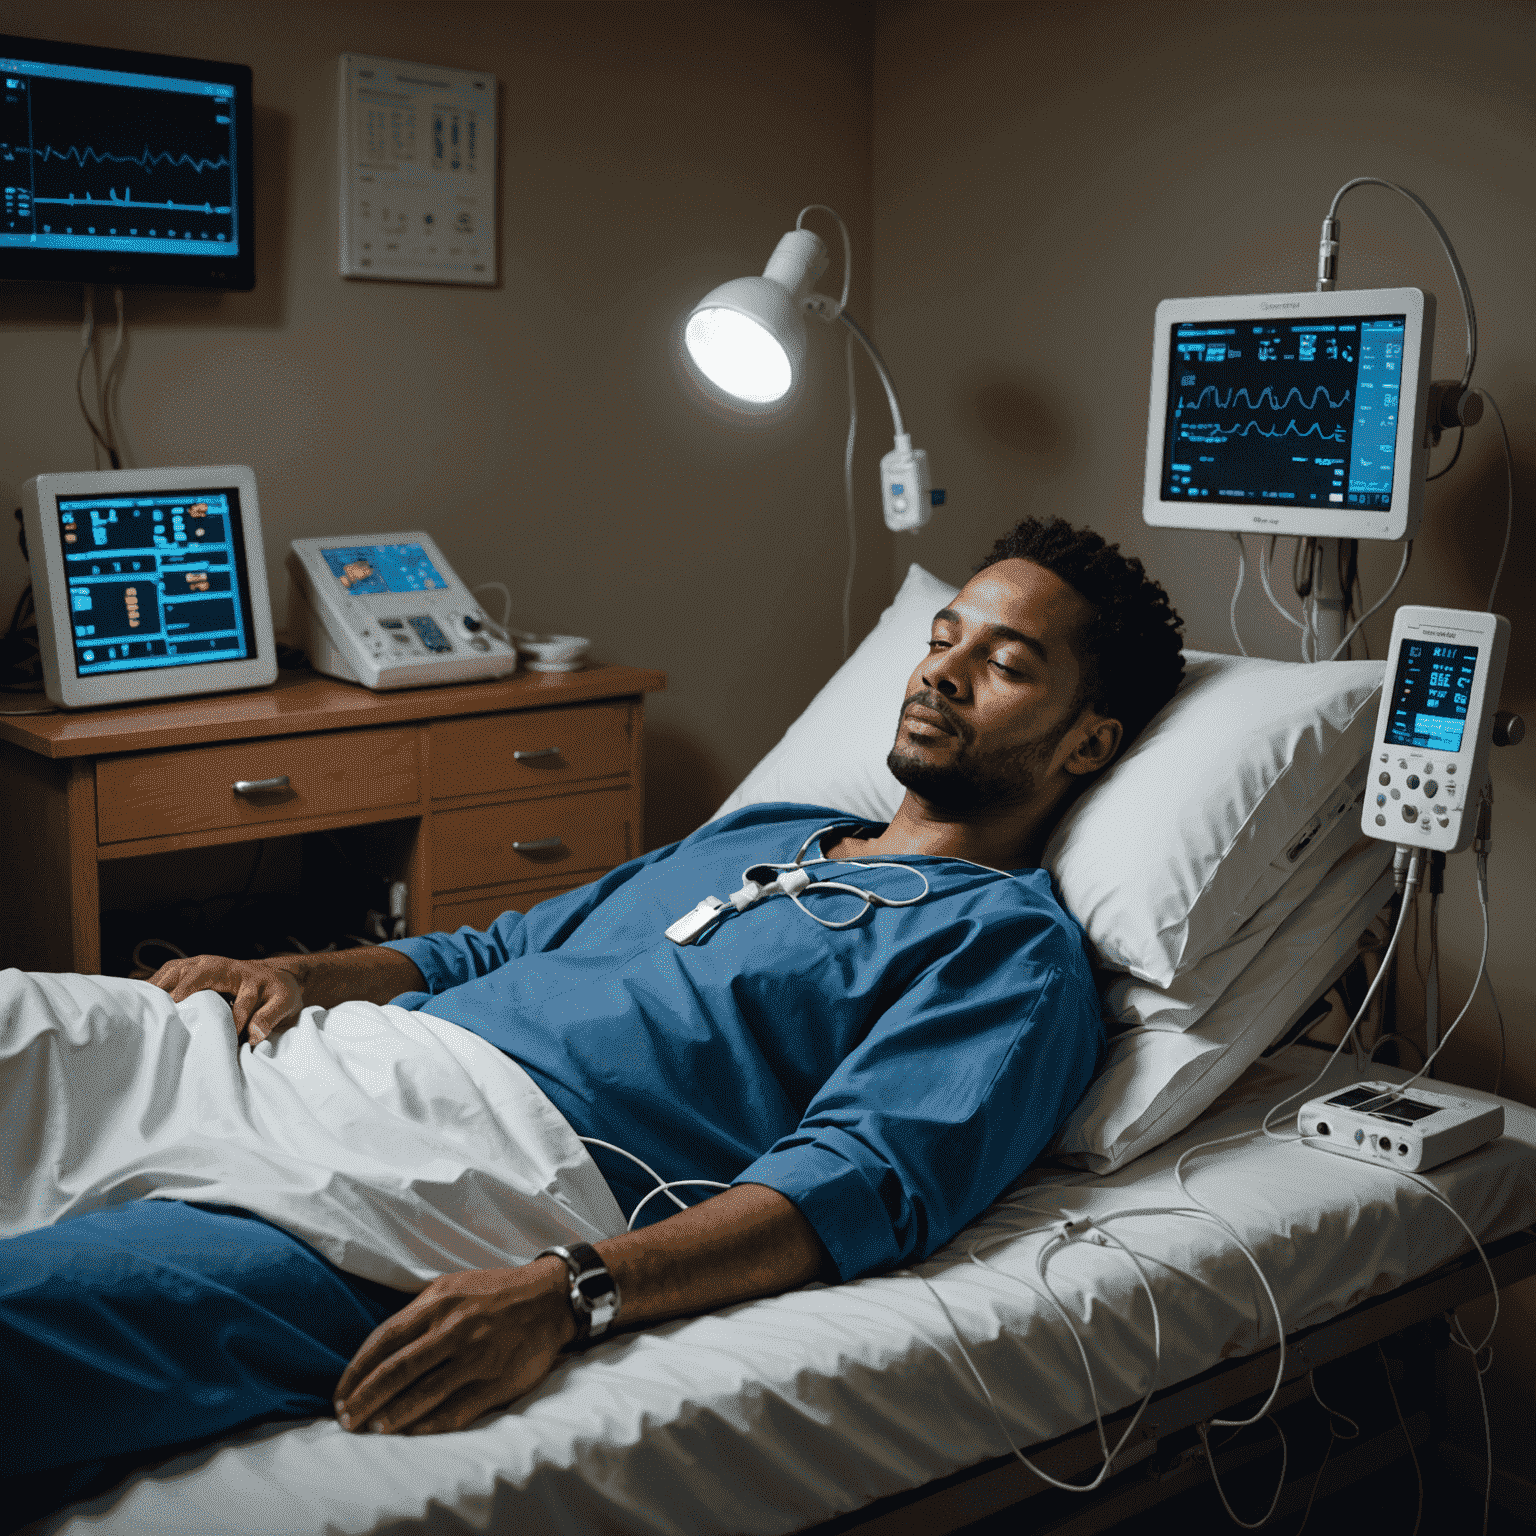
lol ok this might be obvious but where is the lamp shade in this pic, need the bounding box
[684,229,828,405]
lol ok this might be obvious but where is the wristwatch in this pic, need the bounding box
[536,1243,621,1347]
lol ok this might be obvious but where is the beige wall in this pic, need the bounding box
[0,0,885,849]
[871,0,1535,1481]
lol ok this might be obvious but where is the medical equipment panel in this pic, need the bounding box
[1142,288,1434,541]
[1361,605,1508,854]
[1298,1080,1502,1172]
[0,32,255,290]
[22,465,276,708]
[286,531,516,689]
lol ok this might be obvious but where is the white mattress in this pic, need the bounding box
[40,1046,1536,1536]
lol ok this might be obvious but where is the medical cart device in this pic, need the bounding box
[21,466,277,709]
[1298,1081,1502,1173]
[1361,604,1510,855]
[286,532,516,689]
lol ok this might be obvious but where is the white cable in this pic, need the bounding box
[626,1178,731,1231]
[471,582,513,630]
[1374,1342,1424,1536]
[1228,534,1250,656]
[1480,389,1514,611]
[795,204,852,317]
[1294,1371,1360,1536]
[1326,541,1412,661]
[102,285,126,465]
[1260,537,1305,632]
[841,326,858,660]
[578,1136,690,1215]
[1325,178,1476,390]
[1449,1309,1495,1536]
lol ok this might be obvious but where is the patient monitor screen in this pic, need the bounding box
[1384,638,1478,754]
[320,543,449,595]
[57,487,258,677]
[1160,312,1407,511]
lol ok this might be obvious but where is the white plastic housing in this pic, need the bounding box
[1361,604,1510,853]
[881,435,931,532]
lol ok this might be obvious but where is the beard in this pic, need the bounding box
[887,692,1070,815]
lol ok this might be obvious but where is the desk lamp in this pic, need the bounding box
[683,208,937,534]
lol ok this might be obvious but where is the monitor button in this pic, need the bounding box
[1401,805,1418,822]
[1406,774,1420,789]
[1423,780,1438,797]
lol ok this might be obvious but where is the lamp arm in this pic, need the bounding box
[833,309,906,439]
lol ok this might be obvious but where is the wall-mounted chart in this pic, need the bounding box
[337,53,496,286]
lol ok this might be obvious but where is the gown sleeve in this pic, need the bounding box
[732,902,1103,1281]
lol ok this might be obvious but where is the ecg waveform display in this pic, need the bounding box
[1,53,239,255]
[1160,314,1406,512]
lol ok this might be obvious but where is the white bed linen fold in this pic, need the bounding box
[36,1046,1536,1536]
[0,970,625,1291]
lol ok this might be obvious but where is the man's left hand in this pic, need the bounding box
[333,1258,573,1435]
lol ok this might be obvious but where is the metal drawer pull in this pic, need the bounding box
[512,837,564,853]
[233,775,291,795]
[513,748,562,763]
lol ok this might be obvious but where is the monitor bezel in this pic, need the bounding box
[0,32,255,290]
[1142,287,1435,542]
[23,465,277,709]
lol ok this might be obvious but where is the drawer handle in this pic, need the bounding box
[233,775,292,795]
[513,748,562,763]
[512,837,565,853]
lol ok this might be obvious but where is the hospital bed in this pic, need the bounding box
[30,565,1536,1536]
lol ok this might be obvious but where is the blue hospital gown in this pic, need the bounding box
[386,803,1103,1281]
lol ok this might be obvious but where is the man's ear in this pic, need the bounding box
[1063,713,1122,778]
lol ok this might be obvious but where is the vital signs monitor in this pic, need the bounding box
[1143,287,1435,541]
[22,465,276,709]
[287,532,516,689]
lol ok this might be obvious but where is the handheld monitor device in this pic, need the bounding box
[1361,605,1509,854]
[1142,288,1435,541]
[0,33,255,290]
[22,466,276,709]
[1298,1081,1502,1173]
[287,533,516,690]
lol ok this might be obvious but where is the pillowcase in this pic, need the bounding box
[1050,834,1395,1172]
[716,561,1386,990]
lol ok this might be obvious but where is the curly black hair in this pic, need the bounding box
[977,517,1185,755]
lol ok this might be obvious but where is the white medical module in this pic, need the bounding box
[1298,1081,1503,1173]
[1361,605,1509,854]
[287,532,516,689]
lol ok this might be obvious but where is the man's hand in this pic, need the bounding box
[149,955,305,1044]
[333,1259,574,1435]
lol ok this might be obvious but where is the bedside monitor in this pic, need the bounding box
[22,466,276,708]
[1142,287,1435,542]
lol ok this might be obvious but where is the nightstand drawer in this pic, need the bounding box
[431,880,587,932]
[429,702,630,800]
[432,788,631,892]
[96,728,420,844]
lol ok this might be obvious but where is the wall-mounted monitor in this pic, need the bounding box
[0,33,254,289]
[22,466,276,708]
[1142,288,1435,542]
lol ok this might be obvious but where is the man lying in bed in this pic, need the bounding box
[2,518,1182,1518]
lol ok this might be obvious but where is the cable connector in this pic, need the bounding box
[1473,782,1493,858]
[1393,845,1425,894]
[1316,216,1339,291]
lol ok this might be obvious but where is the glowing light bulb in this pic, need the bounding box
[684,306,793,404]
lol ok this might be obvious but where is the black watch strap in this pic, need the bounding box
[536,1243,620,1347]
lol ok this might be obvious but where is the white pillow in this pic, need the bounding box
[1051,835,1395,1172]
[717,562,1385,988]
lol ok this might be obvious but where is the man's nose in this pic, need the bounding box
[922,647,968,698]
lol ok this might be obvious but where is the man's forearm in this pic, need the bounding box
[587,1182,834,1333]
[274,945,426,1010]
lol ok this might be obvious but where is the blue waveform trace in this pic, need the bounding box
[28,143,231,176]
[1181,418,1349,444]
[1176,384,1351,413]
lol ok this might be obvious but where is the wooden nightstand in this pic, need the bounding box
[0,664,665,973]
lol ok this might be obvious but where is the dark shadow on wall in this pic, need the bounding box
[644,723,734,851]
[959,370,1078,474]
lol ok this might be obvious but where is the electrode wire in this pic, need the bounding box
[1228,534,1250,656]
[1261,538,1306,632]
[1480,388,1514,612]
[1327,542,1413,660]
[1374,1342,1424,1536]
[1293,1371,1361,1536]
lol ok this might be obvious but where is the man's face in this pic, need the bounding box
[888,558,1106,815]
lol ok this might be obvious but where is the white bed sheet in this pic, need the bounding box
[40,1046,1536,1536]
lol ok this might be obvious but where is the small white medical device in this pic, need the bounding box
[21,466,277,709]
[286,532,516,689]
[1142,287,1435,542]
[1361,604,1509,853]
[1298,1080,1503,1172]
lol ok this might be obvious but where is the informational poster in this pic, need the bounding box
[338,53,496,285]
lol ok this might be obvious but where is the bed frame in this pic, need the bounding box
[810,1224,1536,1534]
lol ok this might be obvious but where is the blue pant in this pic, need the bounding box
[1,1200,411,1530]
